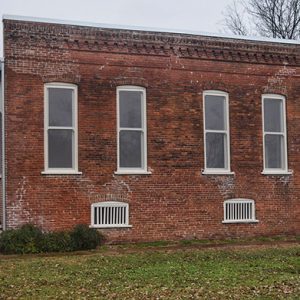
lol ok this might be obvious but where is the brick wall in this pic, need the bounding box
[0,75,2,228]
[3,18,300,242]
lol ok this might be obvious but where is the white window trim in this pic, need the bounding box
[42,83,80,175]
[262,94,290,175]
[90,201,132,228]
[202,90,232,175]
[222,198,259,224]
[115,86,150,175]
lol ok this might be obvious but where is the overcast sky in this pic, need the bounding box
[0,0,232,56]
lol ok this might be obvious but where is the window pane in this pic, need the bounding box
[265,134,284,169]
[205,95,226,130]
[48,129,73,168]
[119,91,142,128]
[264,98,283,132]
[119,130,142,168]
[49,88,73,127]
[206,132,227,168]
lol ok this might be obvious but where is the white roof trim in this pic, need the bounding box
[3,14,300,46]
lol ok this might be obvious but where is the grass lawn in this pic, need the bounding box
[0,244,299,299]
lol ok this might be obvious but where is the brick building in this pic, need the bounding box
[0,15,299,242]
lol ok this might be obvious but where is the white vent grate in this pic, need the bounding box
[222,199,258,223]
[91,201,131,228]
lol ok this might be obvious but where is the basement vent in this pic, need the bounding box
[91,201,131,228]
[222,199,258,223]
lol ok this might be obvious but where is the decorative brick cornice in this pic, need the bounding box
[4,19,300,66]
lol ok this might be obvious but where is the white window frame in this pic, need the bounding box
[90,201,132,228]
[222,198,258,224]
[262,94,290,175]
[42,83,81,175]
[115,86,150,175]
[202,90,233,175]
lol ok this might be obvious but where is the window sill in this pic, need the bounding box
[114,170,152,175]
[222,220,259,224]
[261,170,293,175]
[41,170,83,175]
[202,170,235,175]
[89,225,133,229]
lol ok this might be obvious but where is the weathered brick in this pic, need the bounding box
[2,18,300,242]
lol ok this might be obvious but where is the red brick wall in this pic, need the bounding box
[3,19,300,242]
[0,178,2,229]
[0,80,2,228]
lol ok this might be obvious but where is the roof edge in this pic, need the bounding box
[3,14,300,46]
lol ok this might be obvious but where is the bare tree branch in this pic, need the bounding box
[224,0,249,35]
[223,0,300,39]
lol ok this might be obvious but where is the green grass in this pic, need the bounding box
[101,235,299,250]
[115,240,174,249]
[178,235,298,246]
[0,245,299,299]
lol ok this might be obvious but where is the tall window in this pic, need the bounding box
[203,91,231,173]
[117,86,147,174]
[44,83,78,173]
[262,94,288,173]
